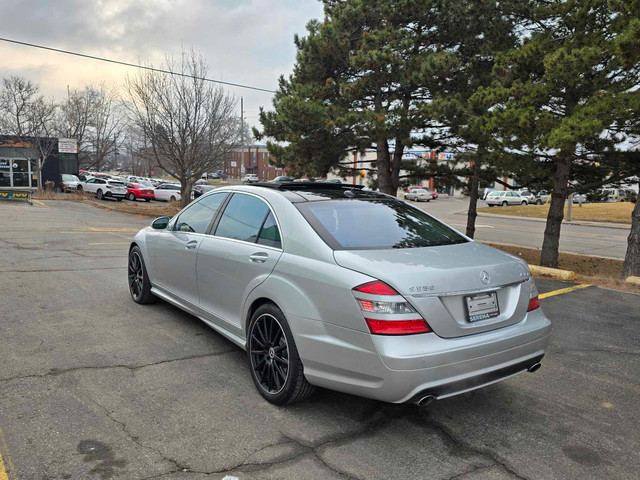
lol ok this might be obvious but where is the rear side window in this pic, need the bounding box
[257,212,281,249]
[297,199,467,250]
[215,194,270,243]
[174,193,227,234]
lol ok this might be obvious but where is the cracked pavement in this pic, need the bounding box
[0,200,639,480]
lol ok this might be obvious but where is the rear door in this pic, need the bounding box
[197,193,283,336]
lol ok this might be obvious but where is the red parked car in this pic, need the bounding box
[125,182,155,202]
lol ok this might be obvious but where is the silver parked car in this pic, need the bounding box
[128,184,550,405]
[404,188,431,202]
[485,190,529,207]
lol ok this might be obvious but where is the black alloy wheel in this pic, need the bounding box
[250,314,289,395]
[247,304,315,404]
[96,189,104,200]
[128,247,156,304]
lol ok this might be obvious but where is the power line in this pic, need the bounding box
[0,36,277,94]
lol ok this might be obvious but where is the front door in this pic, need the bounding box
[11,159,30,187]
[154,192,228,307]
[197,193,283,336]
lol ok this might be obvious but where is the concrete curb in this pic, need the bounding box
[626,276,640,286]
[528,265,576,282]
[474,212,630,230]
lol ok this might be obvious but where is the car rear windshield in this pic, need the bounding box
[297,199,467,250]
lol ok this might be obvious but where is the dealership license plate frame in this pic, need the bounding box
[465,291,500,322]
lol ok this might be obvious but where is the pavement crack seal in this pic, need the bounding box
[419,413,529,480]
[0,349,239,384]
[90,397,188,475]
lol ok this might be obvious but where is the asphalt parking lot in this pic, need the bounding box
[1,200,638,480]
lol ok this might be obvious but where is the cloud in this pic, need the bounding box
[0,0,324,127]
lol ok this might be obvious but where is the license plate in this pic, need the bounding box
[465,292,499,322]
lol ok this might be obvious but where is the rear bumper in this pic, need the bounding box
[291,308,551,404]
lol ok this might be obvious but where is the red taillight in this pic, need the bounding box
[528,296,540,311]
[353,280,399,296]
[365,318,431,335]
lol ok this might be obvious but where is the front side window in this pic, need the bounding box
[215,194,270,243]
[297,199,467,250]
[174,193,227,234]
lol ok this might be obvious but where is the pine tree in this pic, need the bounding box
[479,0,640,267]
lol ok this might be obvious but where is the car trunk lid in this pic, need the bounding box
[334,242,532,338]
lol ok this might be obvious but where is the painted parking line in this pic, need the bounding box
[539,283,592,299]
[0,427,15,480]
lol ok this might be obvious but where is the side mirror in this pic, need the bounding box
[151,216,170,230]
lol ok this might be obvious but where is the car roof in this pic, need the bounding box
[226,182,394,203]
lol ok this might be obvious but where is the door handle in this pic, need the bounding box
[249,252,268,263]
[185,240,198,250]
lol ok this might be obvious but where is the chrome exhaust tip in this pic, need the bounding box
[528,362,542,373]
[416,395,435,407]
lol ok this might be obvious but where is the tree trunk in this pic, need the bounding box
[180,179,193,208]
[377,139,394,195]
[390,139,404,196]
[540,154,572,268]
[465,152,482,239]
[623,198,640,278]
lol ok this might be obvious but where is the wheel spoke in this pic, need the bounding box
[250,349,267,355]
[273,344,287,353]
[251,334,266,349]
[257,321,268,345]
[272,364,282,390]
[274,355,288,366]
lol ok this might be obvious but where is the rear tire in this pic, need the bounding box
[502,201,508,207]
[128,246,157,305]
[536,199,542,205]
[521,200,527,205]
[96,189,104,200]
[247,303,315,405]
[170,195,176,202]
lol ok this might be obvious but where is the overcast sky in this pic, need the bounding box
[0,0,324,129]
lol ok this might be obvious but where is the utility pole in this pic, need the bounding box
[240,96,244,180]
[67,85,72,137]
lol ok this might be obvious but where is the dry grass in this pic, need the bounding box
[485,242,640,293]
[478,202,634,224]
[82,198,182,217]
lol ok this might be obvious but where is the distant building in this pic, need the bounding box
[0,136,78,190]
[223,145,287,180]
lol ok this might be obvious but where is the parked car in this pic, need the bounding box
[153,183,182,202]
[242,174,259,184]
[128,183,550,405]
[195,179,208,186]
[191,184,217,200]
[207,172,220,180]
[78,178,126,201]
[271,176,293,183]
[60,174,80,192]
[516,189,536,204]
[126,182,155,202]
[405,188,431,202]
[572,193,589,203]
[536,190,550,204]
[485,191,529,206]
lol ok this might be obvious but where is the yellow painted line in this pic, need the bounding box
[32,200,47,207]
[0,427,15,480]
[89,242,129,245]
[539,283,592,299]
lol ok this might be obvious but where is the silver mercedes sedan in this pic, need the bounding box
[128,183,551,405]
